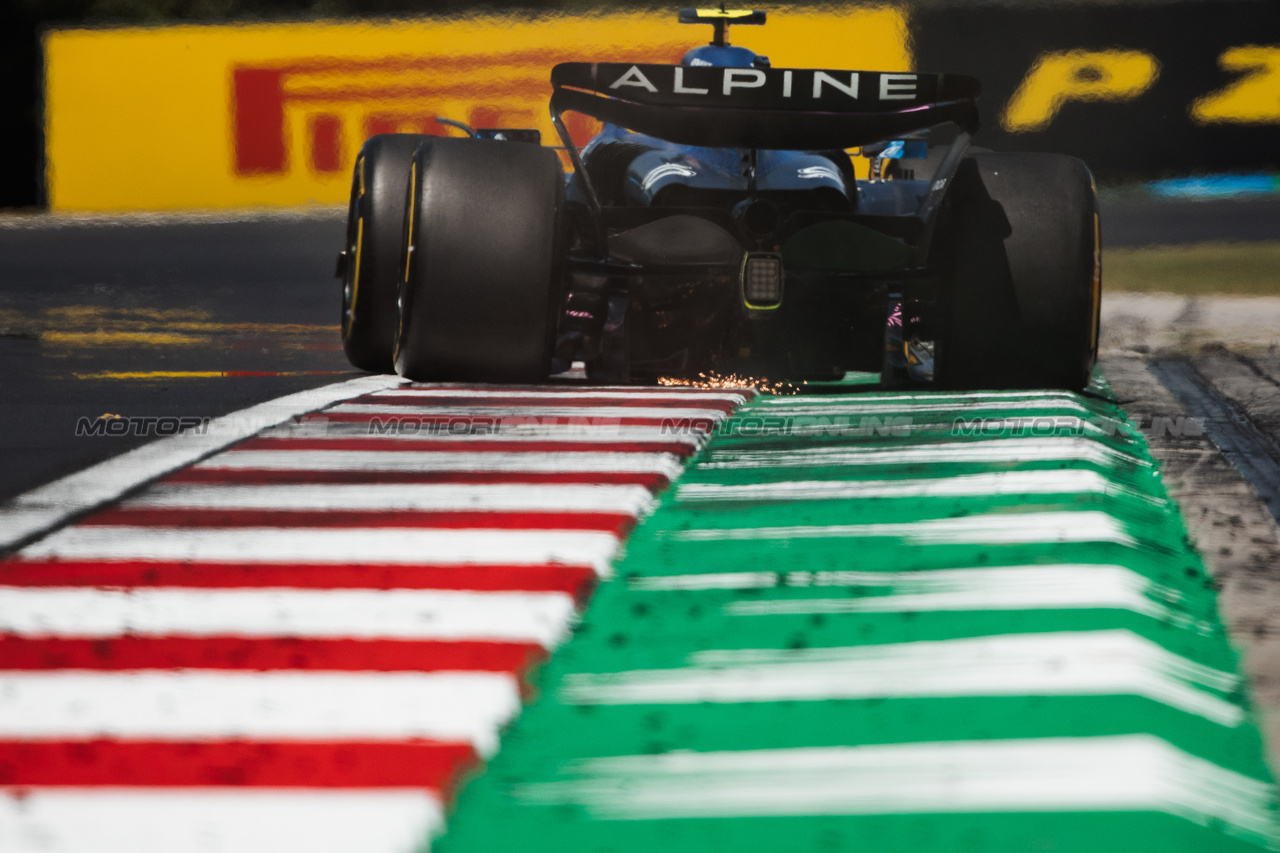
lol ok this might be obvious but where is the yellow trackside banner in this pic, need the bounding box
[45,8,910,212]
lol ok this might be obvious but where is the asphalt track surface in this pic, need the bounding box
[0,213,353,502]
[1,193,1278,503]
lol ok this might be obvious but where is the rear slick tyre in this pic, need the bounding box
[936,152,1101,391]
[395,138,565,383]
[340,134,423,374]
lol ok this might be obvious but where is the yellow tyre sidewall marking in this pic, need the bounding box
[394,156,418,362]
[342,154,366,340]
[1090,211,1101,355]
[403,157,417,286]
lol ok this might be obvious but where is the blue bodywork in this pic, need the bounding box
[570,42,853,211]
[581,126,851,206]
[553,32,948,381]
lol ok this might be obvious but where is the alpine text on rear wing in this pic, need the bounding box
[550,62,981,149]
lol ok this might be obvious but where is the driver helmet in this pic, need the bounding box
[681,44,769,68]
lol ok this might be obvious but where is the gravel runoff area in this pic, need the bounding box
[1102,294,1280,355]
[1103,279,1280,769]
[1103,345,1280,771]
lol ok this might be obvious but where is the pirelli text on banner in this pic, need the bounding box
[43,8,908,211]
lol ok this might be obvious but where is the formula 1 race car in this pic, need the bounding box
[335,8,1101,390]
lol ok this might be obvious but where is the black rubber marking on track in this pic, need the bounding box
[1150,358,1280,523]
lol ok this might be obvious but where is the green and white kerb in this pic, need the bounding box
[436,380,1280,853]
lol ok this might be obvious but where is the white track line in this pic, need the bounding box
[629,572,781,590]
[721,567,1168,616]
[381,387,749,402]
[639,564,1182,621]
[700,437,1149,469]
[19,527,623,573]
[193,450,686,477]
[0,671,518,752]
[125,483,656,514]
[0,789,442,853]
[0,588,575,646]
[676,470,1161,504]
[514,735,1275,840]
[0,376,404,552]
[264,423,707,444]
[559,630,1242,726]
[329,404,729,421]
[755,389,1092,407]
[670,510,1138,548]
[746,398,1102,416]
[725,415,1118,439]
[389,384,747,399]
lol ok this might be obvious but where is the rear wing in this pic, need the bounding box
[550,62,981,150]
